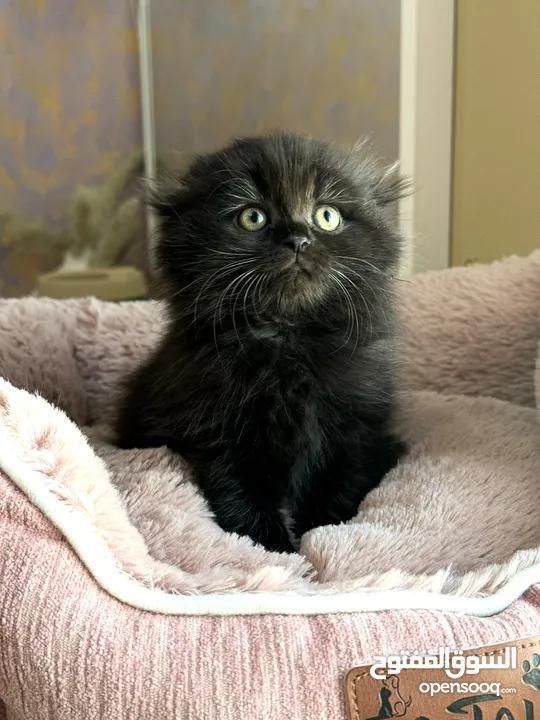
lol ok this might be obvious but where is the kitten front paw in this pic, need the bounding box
[259,533,296,554]
[248,521,296,554]
[214,505,296,553]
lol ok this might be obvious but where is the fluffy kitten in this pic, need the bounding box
[117,132,408,553]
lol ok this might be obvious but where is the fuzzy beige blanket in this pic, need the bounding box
[0,251,539,615]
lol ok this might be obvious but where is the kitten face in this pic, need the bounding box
[153,132,407,320]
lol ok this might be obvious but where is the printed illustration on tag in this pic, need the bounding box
[366,675,411,719]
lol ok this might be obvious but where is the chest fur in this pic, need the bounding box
[233,363,330,467]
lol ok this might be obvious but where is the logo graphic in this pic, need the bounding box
[370,647,517,681]
[345,638,540,720]
[522,653,540,690]
[366,676,412,719]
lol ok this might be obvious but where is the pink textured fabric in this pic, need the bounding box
[2,368,540,600]
[0,298,87,425]
[0,252,539,718]
[0,251,539,595]
[1,470,540,720]
[399,252,540,405]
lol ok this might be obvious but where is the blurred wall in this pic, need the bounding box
[0,1,141,295]
[152,0,400,160]
[0,0,401,295]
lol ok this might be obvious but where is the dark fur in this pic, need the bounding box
[117,132,408,553]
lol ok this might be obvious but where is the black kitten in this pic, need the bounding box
[117,132,408,553]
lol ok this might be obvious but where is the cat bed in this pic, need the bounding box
[1,252,540,719]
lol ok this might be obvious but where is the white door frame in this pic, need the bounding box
[399,0,456,274]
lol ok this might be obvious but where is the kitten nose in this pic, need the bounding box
[285,235,311,253]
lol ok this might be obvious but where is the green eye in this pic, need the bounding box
[238,207,267,231]
[313,205,341,232]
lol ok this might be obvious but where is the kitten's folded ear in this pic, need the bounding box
[145,176,191,219]
[351,139,412,207]
[372,161,413,207]
[137,150,195,219]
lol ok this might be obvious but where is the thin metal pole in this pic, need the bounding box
[136,0,157,239]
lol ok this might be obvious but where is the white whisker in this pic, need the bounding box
[333,268,372,343]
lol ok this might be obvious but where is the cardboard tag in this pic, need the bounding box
[345,635,540,720]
